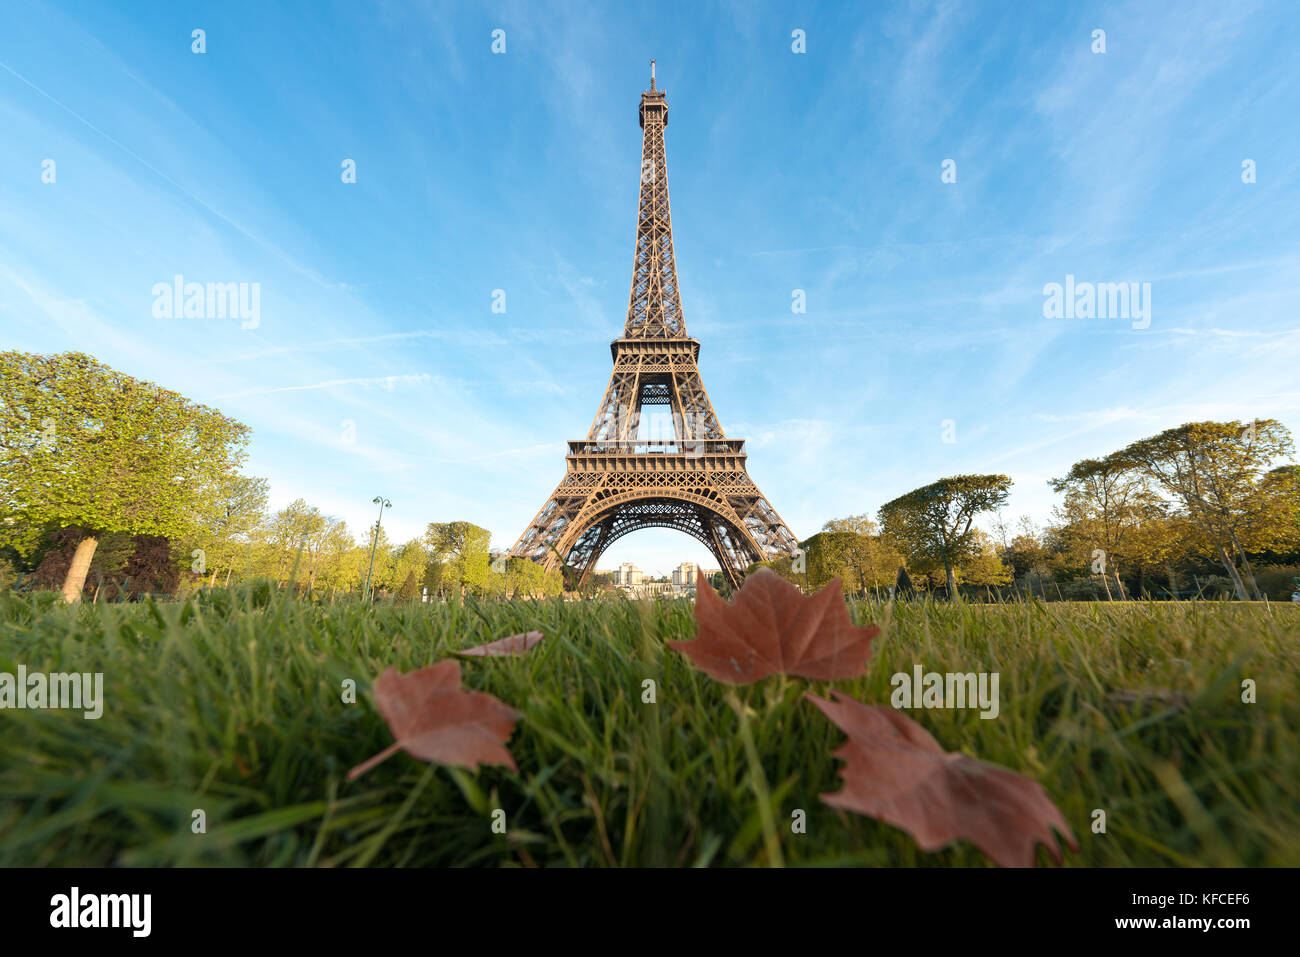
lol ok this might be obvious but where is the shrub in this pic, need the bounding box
[1253,565,1300,601]
[1057,577,1111,601]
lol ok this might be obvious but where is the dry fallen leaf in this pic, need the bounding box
[806,691,1078,867]
[456,630,545,658]
[668,568,878,683]
[347,660,519,779]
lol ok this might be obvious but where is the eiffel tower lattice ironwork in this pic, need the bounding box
[508,62,800,589]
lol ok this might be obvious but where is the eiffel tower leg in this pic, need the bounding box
[573,518,615,589]
[704,514,747,590]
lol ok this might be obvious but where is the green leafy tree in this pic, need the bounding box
[389,537,433,598]
[878,474,1013,601]
[994,515,1053,581]
[1049,454,1167,597]
[816,515,906,596]
[957,529,1013,595]
[1114,419,1294,600]
[425,521,491,596]
[893,563,915,598]
[189,474,269,586]
[0,351,251,602]
[1124,512,1191,599]
[311,520,358,594]
[502,556,562,599]
[1240,464,1300,558]
[265,499,328,585]
[800,532,855,593]
[322,541,372,596]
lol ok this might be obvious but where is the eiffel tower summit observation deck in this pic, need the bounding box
[508,62,800,590]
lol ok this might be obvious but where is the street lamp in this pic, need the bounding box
[364,496,392,603]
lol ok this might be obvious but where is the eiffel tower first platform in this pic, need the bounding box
[508,62,800,590]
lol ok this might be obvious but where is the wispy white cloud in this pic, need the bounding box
[206,374,431,401]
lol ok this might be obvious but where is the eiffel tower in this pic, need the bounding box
[509,62,800,590]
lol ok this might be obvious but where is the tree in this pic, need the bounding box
[1049,454,1167,597]
[1116,511,1189,599]
[33,526,130,596]
[389,537,433,598]
[0,351,251,602]
[183,474,269,586]
[396,570,419,601]
[811,515,905,596]
[425,521,491,597]
[1114,420,1294,600]
[958,529,1013,595]
[800,532,854,593]
[1004,524,1052,580]
[265,499,327,585]
[1239,464,1300,558]
[709,570,732,598]
[312,520,358,594]
[320,539,372,596]
[893,564,915,598]
[878,474,1013,601]
[749,555,802,588]
[502,557,562,599]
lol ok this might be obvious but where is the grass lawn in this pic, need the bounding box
[1,587,1297,866]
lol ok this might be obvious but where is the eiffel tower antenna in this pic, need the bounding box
[509,68,800,590]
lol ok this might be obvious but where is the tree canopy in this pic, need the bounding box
[878,474,1012,600]
[1113,419,1294,599]
[0,351,251,600]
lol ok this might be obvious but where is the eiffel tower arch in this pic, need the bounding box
[509,62,800,590]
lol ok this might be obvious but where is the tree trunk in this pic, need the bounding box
[944,561,958,603]
[61,535,99,603]
[1215,545,1250,600]
[1240,558,1262,600]
[1165,562,1179,601]
[1229,534,1263,600]
[1100,571,1113,601]
[1113,566,1127,600]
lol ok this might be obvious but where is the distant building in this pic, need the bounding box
[591,561,723,598]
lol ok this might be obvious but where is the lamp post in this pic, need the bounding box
[364,496,391,602]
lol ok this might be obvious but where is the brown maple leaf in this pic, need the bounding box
[456,630,544,658]
[667,568,878,683]
[806,691,1078,867]
[347,660,519,779]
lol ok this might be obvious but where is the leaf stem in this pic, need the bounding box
[346,741,402,780]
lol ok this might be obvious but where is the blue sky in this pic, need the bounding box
[2,0,1298,575]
